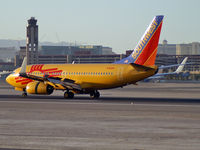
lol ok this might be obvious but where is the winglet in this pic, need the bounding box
[175,57,188,73]
[19,57,27,74]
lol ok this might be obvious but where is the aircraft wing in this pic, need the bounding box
[48,77,82,90]
[159,63,187,69]
[19,57,82,90]
[20,72,46,82]
[145,57,188,81]
[151,72,178,77]
[158,57,188,69]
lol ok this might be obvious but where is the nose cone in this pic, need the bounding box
[6,74,12,85]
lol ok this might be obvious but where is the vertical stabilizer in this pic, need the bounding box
[115,15,164,66]
[175,57,188,73]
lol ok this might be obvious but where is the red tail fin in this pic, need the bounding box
[114,16,164,66]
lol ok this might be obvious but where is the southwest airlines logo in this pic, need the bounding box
[15,64,63,85]
[132,19,158,59]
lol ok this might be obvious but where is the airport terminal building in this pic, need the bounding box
[13,42,200,81]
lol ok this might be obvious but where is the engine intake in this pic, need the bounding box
[26,81,54,95]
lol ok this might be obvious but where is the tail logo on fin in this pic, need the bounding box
[114,15,164,66]
[132,19,158,59]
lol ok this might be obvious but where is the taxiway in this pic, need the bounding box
[0,81,200,150]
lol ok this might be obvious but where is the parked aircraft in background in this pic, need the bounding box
[144,57,188,81]
[0,71,11,77]
[6,15,164,99]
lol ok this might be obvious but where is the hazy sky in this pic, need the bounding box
[0,0,200,53]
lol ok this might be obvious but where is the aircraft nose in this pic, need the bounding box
[6,74,12,85]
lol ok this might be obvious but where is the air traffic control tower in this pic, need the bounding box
[26,17,38,65]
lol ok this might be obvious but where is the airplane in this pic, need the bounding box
[0,71,12,77]
[144,57,188,81]
[6,15,164,99]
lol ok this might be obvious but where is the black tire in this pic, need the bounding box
[64,91,74,99]
[22,93,27,97]
[90,91,100,99]
[68,92,74,99]
[64,92,69,99]
[90,92,95,99]
[95,91,100,99]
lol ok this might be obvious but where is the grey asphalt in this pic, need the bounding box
[0,81,200,150]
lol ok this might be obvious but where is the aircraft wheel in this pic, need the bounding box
[90,92,95,99]
[64,92,69,99]
[64,91,74,99]
[90,91,100,99]
[22,93,27,97]
[95,91,100,99]
[68,92,74,99]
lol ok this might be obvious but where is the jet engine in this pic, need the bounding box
[26,81,54,95]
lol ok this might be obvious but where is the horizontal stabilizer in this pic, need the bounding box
[130,63,156,71]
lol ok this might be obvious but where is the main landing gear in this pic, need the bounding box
[64,90,100,99]
[90,90,100,99]
[64,91,74,99]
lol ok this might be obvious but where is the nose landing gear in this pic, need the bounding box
[22,92,27,97]
[22,89,27,97]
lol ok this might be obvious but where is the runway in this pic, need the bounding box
[0,81,200,150]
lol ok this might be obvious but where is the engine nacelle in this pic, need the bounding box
[26,81,54,95]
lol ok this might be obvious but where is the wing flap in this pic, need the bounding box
[20,73,45,82]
